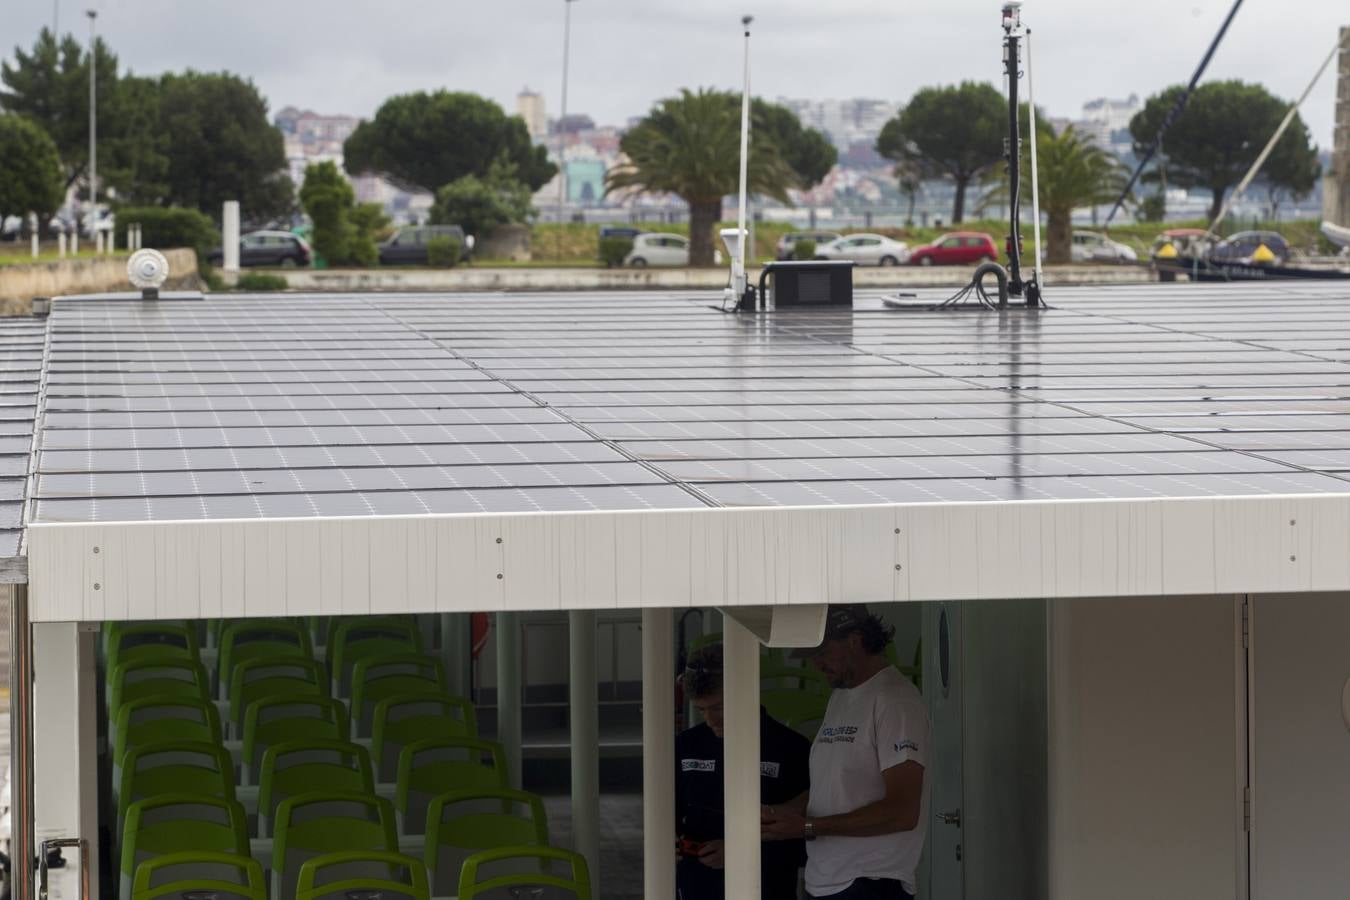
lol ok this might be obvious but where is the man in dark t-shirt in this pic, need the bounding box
[675,643,812,900]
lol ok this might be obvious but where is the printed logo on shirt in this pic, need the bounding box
[760,761,781,778]
[681,758,716,772]
[817,725,860,744]
[895,740,919,753]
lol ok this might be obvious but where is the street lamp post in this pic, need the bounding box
[557,0,577,256]
[733,15,752,301]
[87,8,97,249]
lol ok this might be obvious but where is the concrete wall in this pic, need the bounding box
[1048,594,1242,900]
[0,248,199,315]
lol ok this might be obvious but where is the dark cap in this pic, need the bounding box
[789,604,870,658]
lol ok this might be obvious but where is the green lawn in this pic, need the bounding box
[0,248,128,267]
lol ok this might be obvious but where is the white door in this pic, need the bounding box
[925,601,964,899]
[1251,593,1350,900]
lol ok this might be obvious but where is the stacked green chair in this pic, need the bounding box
[371,691,477,781]
[271,792,399,900]
[109,659,210,718]
[130,850,265,900]
[459,846,593,900]
[106,623,199,675]
[119,794,248,900]
[117,741,236,831]
[216,620,312,698]
[295,850,430,900]
[395,737,508,835]
[328,618,422,695]
[886,639,923,691]
[227,656,327,736]
[349,653,446,736]
[425,787,549,897]
[761,661,831,735]
[112,697,222,785]
[256,740,374,838]
[241,695,349,785]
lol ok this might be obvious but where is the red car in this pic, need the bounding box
[908,231,999,266]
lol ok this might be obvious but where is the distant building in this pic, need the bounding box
[517,88,548,140]
[1076,94,1141,150]
[777,97,900,155]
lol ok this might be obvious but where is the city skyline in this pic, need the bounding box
[8,0,1344,148]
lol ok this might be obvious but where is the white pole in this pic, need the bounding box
[94,230,103,255]
[71,228,79,255]
[1026,30,1044,285]
[641,608,676,899]
[58,231,67,258]
[557,0,576,232]
[569,610,600,898]
[734,15,753,297]
[723,613,762,899]
[108,223,115,253]
[86,9,96,244]
[495,612,523,789]
[223,201,241,273]
[30,213,39,259]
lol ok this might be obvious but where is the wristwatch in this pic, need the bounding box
[803,820,817,841]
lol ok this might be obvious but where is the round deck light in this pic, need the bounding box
[127,249,170,297]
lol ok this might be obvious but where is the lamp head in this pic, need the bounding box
[1001,1,1022,32]
[127,248,169,299]
[742,14,753,28]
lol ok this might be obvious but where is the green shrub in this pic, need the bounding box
[204,268,228,292]
[426,236,462,268]
[235,272,288,292]
[115,207,220,273]
[599,237,634,268]
[793,239,816,260]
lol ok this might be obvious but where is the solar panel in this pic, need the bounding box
[0,318,44,561]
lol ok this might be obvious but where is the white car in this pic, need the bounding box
[1071,230,1138,263]
[814,233,910,266]
[624,233,693,267]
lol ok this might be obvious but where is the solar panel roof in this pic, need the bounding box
[1,317,43,562]
[23,280,1350,530]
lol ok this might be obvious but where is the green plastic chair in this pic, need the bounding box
[886,638,923,691]
[241,694,349,785]
[396,737,508,835]
[350,653,446,736]
[768,692,830,738]
[459,846,593,900]
[106,623,199,675]
[328,619,422,695]
[117,741,236,833]
[113,697,222,772]
[130,850,265,900]
[227,656,328,735]
[688,631,784,664]
[295,850,430,900]
[257,739,374,838]
[217,620,313,698]
[109,659,210,718]
[120,795,248,900]
[271,791,399,900]
[425,788,549,897]
[371,691,477,781]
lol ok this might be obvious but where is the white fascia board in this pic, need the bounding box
[23,493,1350,623]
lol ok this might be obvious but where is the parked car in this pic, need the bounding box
[908,232,998,266]
[624,232,692,267]
[599,225,645,241]
[775,230,842,260]
[1209,230,1290,266]
[207,230,312,268]
[1071,231,1138,263]
[814,233,910,266]
[378,225,474,266]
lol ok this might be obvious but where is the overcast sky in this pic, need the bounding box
[7,0,1346,147]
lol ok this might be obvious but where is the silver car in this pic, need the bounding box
[815,233,910,266]
[1071,231,1138,263]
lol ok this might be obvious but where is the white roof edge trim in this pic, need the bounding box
[24,492,1350,623]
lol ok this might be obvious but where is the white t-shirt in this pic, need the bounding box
[805,665,930,896]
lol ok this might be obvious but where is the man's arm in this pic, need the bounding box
[762,762,923,839]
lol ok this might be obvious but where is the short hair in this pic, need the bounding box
[683,643,723,698]
[854,614,895,655]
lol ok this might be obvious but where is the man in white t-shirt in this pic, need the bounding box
[761,604,930,899]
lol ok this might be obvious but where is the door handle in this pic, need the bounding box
[938,810,962,827]
[39,837,90,900]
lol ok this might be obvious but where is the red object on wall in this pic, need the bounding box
[471,613,491,659]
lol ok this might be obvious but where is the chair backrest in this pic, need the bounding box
[218,619,312,697]
[130,850,265,900]
[241,694,349,783]
[425,788,549,896]
[760,661,830,695]
[118,741,236,831]
[295,850,430,900]
[458,846,593,900]
[106,622,198,674]
[350,653,446,736]
[395,737,508,835]
[371,691,477,781]
[328,619,421,694]
[113,696,222,767]
[110,658,210,718]
[257,740,374,836]
[228,655,328,734]
[272,792,398,900]
[768,692,830,738]
[120,794,248,883]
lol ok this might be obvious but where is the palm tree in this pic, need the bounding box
[605,89,799,266]
[982,125,1130,264]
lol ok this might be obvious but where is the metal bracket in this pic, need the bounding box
[38,838,89,900]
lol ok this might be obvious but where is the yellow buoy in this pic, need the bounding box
[1156,242,1178,259]
[1251,243,1277,265]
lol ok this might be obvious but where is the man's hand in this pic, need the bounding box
[760,805,807,841]
[696,839,726,869]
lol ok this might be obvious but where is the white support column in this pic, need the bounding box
[94,230,104,255]
[723,613,762,900]
[495,611,522,789]
[442,613,472,698]
[70,229,78,255]
[569,610,600,897]
[223,200,241,273]
[29,213,38,259]
[641,608,676,899]
[58,232,67,258]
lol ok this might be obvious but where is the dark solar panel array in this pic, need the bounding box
[27,281,1350,526]
[1,318,44,558]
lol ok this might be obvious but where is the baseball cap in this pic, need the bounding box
[788,604,870,658]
